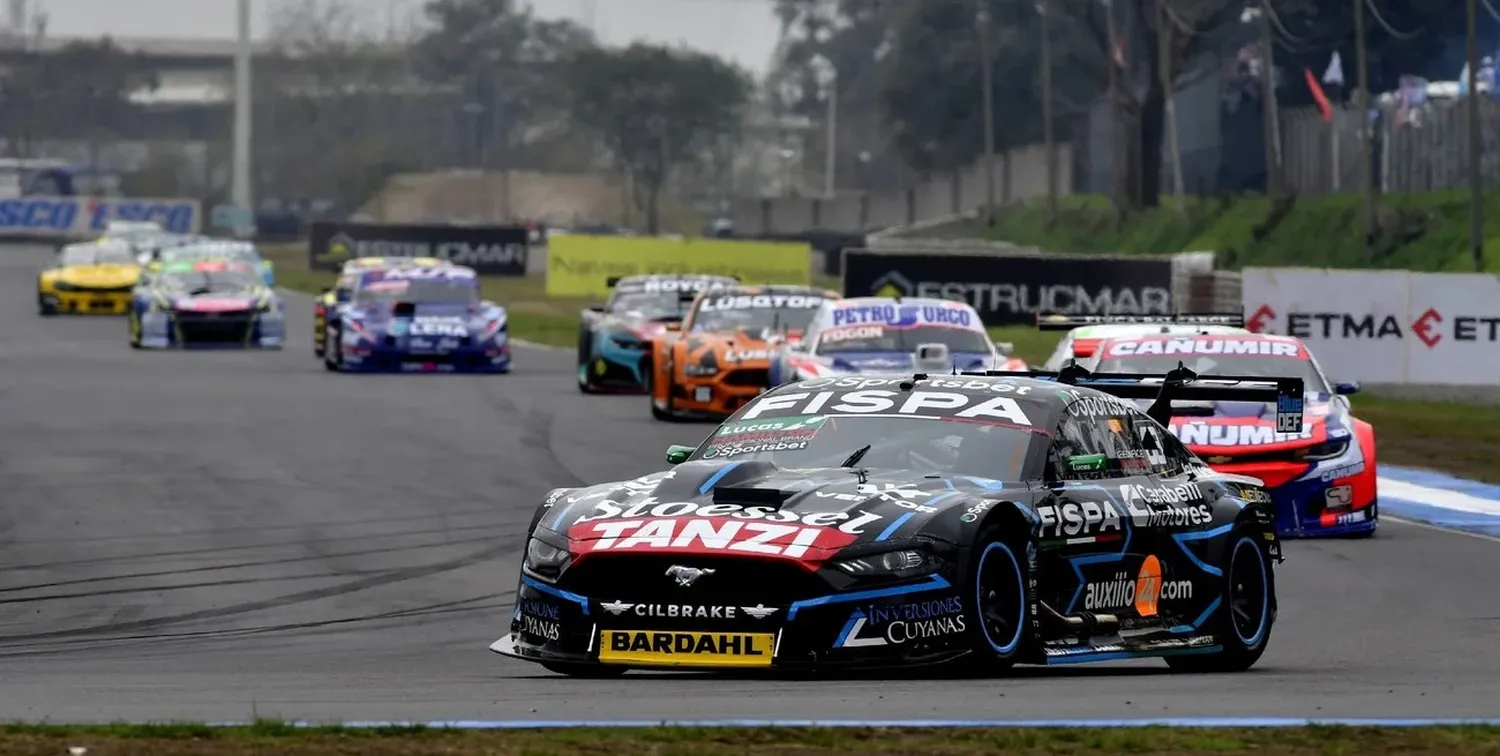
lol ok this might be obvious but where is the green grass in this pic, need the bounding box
[265,242,1500,482]
[979,192,1500,271]
[6,721,1500,755]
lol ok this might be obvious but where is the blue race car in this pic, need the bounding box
[768,296,1013,385]
[324,265,510,373]
[129,259,285,349]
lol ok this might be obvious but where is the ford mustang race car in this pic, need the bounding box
[1037,313,1250,370]
[495,364,1292,676]
[324,265,509,373]
[578,274,738,393]
[1087,332,1374,537]
[313,256,449,358]
[128,259,285,348]
[147,240,275,287]
[38,241,141,315]
[768,297,1019,384]
[648,284,839,421]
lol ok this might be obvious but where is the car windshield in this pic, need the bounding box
[60,245,134,265]
[355,278,477,305]
[688,414,1036,480]
[691,293,824,333]
[1093,353,1330,393]
[160,268,261,293]
[163,246,259,263]
[607,291,685,320]
[816,324,993,354]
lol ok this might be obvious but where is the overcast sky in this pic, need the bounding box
[25,0,783,74]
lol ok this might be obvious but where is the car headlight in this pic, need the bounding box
[684,364,719,376]
[834,549,940,578]
[53,281,78,292]
[523,535,572,580]
[609,330,645,350]
[1294,439,1349,461]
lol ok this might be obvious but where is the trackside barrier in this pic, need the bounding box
[839,241,1234,327]
[1242,267,1500,386]
[0,196,202,239]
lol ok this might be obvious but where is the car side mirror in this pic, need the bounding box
[320,286,333,295]
[1334,381,1360,395]
[665,444,694,464]
[995,341,1014,356]
[587,304,604,313]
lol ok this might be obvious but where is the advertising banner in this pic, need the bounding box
[308,221,529,275]
[840,250,1174,326]
[1243,267,1500,385]
[0,196,201,237]
[546,235,811,298]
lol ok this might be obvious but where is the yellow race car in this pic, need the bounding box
[38,241,142,316]
[313,256,450,357]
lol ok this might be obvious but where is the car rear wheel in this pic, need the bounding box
[966,531,1031,673]
[542,662,627,678]
[1165,524,1274,674]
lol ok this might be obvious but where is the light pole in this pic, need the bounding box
[977,0,995,223]
[231,0,253,236]
[1466,0,1483,271]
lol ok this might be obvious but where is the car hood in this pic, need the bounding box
[816,351,995,373]
[1162,393,1350,452]
[541,460,1018,563]
[56,264,141,286]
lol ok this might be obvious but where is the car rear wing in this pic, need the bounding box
[967,362,1302,429]
[1034,313,1246,330]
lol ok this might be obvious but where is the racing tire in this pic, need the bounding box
[576,329,597,394]
[642,358,674,421]
[541,662,628,678]
[324,328,342,372]
[964,530,1032,674]
[128,312,142,349]
[1164,523,1275,674]
[37,293,55,317]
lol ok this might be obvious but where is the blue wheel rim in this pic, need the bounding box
[976,542,1024,655]
[1229,536,1269,648]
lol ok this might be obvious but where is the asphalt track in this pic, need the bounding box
[2,241,1499,724]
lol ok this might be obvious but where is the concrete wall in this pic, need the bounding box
[730,143,1073,235]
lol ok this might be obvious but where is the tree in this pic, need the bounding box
[253,0,422,208]
[768,0,910,190]
[412,0,596,167]
[565,44,752,233]
[0,37,158,160]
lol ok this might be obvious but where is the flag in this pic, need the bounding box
[1306,68,1333,122]
[1322,52,1344,87]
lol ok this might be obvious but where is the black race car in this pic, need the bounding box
[494,364,1296,676]
[577,274,738,393]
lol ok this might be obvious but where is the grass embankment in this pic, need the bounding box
[978,192,1500,271]
[262,243,1500,483]
[7,722,1500,755]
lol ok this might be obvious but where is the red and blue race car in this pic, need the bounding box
[1085,332,1377,537]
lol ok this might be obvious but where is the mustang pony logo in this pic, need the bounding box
[666,565,716,587]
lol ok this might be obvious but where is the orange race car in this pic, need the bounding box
[648,284,838,421]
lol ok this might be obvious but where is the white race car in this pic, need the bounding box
[767,296,1025,385]
[1035,313,1249,370]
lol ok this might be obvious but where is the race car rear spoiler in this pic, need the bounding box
[969,362,1303,429]
[1034,313,1246,330]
